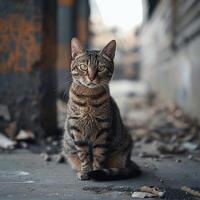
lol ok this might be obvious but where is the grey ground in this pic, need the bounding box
[0,150,200,200]
[1,81,200,199]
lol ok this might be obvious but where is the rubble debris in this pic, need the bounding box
[0,133,16,149]
[16,130,35,141]
[181,186,200,198]
[44,154,51,162]
[124,93,200,157]
[0,104,11,121]
[140,186,165,198]
[193,156,200,162]
[55,153,66,163]
[157,143,186,154]
[182,142,199,151]
[126,112,150,129]
[40,153,51,162]
[46,136,53,143]
[132,191,156,198]
[175,159,182,163]
[52,140,59,146]
[4,121,17,139]
[45,145,52,153]
[187,155,193,160]
[20,142,28,149]
[139,152,159,158]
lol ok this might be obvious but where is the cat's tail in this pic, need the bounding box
[87,161,141,181]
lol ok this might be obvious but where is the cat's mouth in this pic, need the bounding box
[86,82,98,88]
[87,82,96,86]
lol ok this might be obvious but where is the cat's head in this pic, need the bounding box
[70,38,116,88]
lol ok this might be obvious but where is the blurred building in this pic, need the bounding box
[141,0,200,121]
[89,0,141,80]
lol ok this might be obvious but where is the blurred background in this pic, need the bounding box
[0,0,200,158]
[1,1,200,199]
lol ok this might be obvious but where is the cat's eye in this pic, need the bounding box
[79,64,87,71]
[98,65,105,72]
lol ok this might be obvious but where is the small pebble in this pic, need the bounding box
[56,154,65,163]
[46,146,52,153]
[20,142,28,149]
[46,136,53,143]
[144,164,150,168]
[44,154,51,162]
[40,153,51,162]
[52,140,59,146]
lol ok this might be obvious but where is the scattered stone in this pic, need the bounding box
[140,186,165,198]
[128,95,200,157]
[139,152,159,158]
[20,142,28,149]
[0,133,16,149]
[4,121,17,139]
[157,143,186,154]
[193,156,200,162]
[16,130,35,141]
[46,136,53,143]
[0,104,11,121]
[45,145,52,153]
[52,140,59,146]
[44,154,51,162]
[40,152,46,158]
[132,191,156,198]
[182,142,199,151]
[187,155,193,160]
[181,186,200,198]
[55,154,65,163]
[40,153,51,162]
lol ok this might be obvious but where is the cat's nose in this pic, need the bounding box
[88,68,97,81]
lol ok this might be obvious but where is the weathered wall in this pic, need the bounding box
[0,0,90,139]
[0,0,57,138]
[140,0,200,121]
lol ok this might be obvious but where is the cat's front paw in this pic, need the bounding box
[77,171,90,180]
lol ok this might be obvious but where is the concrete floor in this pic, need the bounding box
[1,81,200,199]
[0,150,200,200]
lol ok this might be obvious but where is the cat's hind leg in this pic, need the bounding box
[67,153,81,171]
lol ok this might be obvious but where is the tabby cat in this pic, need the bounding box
[63,38,141,181]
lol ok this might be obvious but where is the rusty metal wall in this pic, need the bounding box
[0,0,57,138]
[0,0,90,138]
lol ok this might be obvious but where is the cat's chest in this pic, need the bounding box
[67,97,112,135]
[71,99,110,116]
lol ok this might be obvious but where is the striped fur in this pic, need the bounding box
[63,38,141,180]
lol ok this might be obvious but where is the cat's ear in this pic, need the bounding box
[101,40,116,60]
[71,37,85,59]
